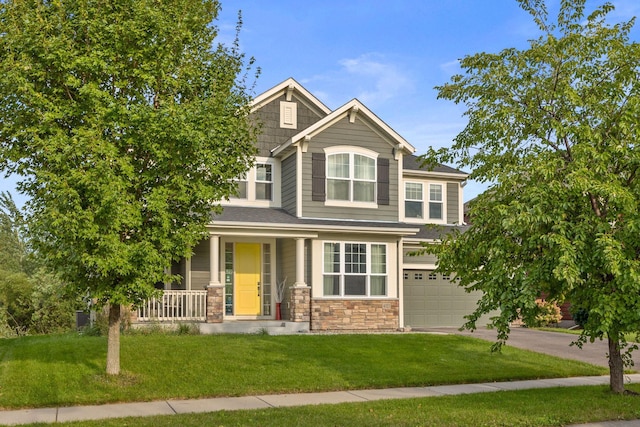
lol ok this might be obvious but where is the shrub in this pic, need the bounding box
[571,307,589,328]
[525,299,562,327]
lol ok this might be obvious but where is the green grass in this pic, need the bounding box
[24,385,640,427]
[0,333,606,410]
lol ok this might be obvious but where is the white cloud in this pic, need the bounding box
[439,59,461,76]
[336,53,413,106]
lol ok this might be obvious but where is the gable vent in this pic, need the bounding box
[280,101,297,129]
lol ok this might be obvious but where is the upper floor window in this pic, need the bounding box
[403,181,446,222]
[405,182,423,218]
[327,153,376,203]
[255,163,272,201]
[229,159,277,204]
[429,184,443,220]
[235,176,248,199]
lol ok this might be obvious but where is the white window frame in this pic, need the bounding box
[428,183,444,222]
[255,163,273,201]
[402,179,447,224]
[324,146,378,209]
[404,182,423,219]
[227,157,279,207]
[322,241,388,297]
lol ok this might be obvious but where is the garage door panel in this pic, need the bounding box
[404,269,487,328]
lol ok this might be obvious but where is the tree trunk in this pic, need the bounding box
[608,334,625,394]
[106,303,121,376]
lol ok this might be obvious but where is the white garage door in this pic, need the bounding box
[403,270,485,328]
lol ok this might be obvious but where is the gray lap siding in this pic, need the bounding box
[302,117,399,221]
[446,182,460,224]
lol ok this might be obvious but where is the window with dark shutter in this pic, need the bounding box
[312,152,326,201]
[377,158,389,205]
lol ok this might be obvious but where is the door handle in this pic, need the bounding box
[257,282,261,297]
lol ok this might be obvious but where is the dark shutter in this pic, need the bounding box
[312,152,326,201]
[377,158,389,205]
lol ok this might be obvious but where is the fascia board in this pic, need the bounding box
[403,170,469,180]
[403,238,439,245]
[250,78,331,115]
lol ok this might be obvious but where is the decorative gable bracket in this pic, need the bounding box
[286,84,295,101]
[293,135,311,153]
[349,105,359,123]
[393,144,403,161]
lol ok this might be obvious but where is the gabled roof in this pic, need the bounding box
[271,98,416,157]
[250,77,332,117]
[403,154,469,179]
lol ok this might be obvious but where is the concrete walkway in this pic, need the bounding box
[2,374,640,425]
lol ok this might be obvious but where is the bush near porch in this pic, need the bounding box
[0,332,606,409]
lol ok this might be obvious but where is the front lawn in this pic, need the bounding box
[0,332,606,409]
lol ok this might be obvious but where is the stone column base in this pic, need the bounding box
[290,286,311,322]
[206,284,224,323]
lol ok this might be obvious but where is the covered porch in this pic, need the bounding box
[134,225,315,328]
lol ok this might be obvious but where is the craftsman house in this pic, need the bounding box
[136,78,480,332]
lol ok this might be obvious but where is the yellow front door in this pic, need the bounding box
[235,243,261,316]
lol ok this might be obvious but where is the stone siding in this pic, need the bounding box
[311,299,399,331]
[206,285,224,323]
[290,286,311,322]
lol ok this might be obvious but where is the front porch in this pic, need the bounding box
[134,286,311,334]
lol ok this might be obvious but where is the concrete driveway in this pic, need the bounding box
[421,327,640,369]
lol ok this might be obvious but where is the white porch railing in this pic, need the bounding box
[137,290,207,322]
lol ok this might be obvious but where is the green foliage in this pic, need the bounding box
[0,0,258,310]
[0,191,77,336]
[420,0,640,389]
[123,321,201,335]
[526,299,562,328]
[0,268,77,336]
[0,192,28,274]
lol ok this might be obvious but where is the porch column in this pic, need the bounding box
[206,234,224,323]
[294,237,306,286]
[209,234,221,286]
[291,237,310,323]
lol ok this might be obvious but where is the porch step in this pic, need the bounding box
[198,320,310,335]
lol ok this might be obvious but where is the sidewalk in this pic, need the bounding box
[2,374,640,426]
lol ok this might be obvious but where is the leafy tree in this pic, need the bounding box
[0,0,257,374]
[0,192,27,274]
[422,0,640,394]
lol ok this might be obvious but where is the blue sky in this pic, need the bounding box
[216,0,640,202]
[2,0,639,206]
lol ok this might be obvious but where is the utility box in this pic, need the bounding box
[75,310,90,330]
